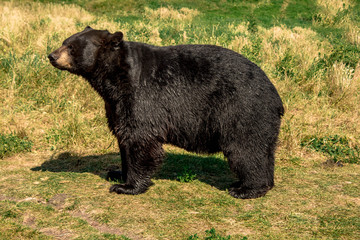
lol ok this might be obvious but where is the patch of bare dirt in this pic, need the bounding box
[72,210,152,240]
[23,212,76,240]
[48,193,71,210]
[0,194,17,201]
[40,227,76,240]
[0,194,44,203]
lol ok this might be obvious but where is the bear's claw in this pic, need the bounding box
[228,185,272,199]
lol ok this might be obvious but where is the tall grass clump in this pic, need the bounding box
[326,62,359,107]
[314,0,352,26]
[144,6,200,21]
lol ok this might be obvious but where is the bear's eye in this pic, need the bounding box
[67,45,74,54]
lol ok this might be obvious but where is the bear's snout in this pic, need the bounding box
[48,46,73,70]
[48,53,58,63]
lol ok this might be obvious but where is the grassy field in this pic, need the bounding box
[0,0,359,239]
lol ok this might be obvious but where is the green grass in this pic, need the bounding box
[0,0,359,239]
[1,150,360,239]
[301,135,360,164]
[0,133,33,158]
[188,228,233,240]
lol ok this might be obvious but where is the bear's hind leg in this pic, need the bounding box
[109,140,164,195]
[225,143,275,199]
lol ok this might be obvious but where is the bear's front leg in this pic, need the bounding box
[109,140,164,195]
[106,146,128,182]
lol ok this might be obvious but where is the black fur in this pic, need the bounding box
[49,27,284,199]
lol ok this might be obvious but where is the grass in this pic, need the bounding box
[188,228,233,240]
[0,132,33,158]
[0,0,359,239]
[301,135,360,164]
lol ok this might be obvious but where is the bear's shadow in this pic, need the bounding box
[31,151,235,191]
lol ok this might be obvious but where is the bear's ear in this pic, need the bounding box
[84,26,93,31]
[109,31,124,50]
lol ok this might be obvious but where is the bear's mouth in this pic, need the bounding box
[48,58,71,71]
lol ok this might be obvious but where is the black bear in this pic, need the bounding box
[48,26,284,199]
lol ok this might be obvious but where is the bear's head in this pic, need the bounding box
[48,26,123,75]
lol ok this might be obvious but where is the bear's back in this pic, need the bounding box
[138,43,283,114]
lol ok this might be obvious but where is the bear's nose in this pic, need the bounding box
[48,53,57,62]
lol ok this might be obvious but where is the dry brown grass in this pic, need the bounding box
[345,25,360,46]
[260,25,331,78]
[327,62,359,106]
[315,0,352,25]
[144,6,200,21]
[0,2,94,53]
